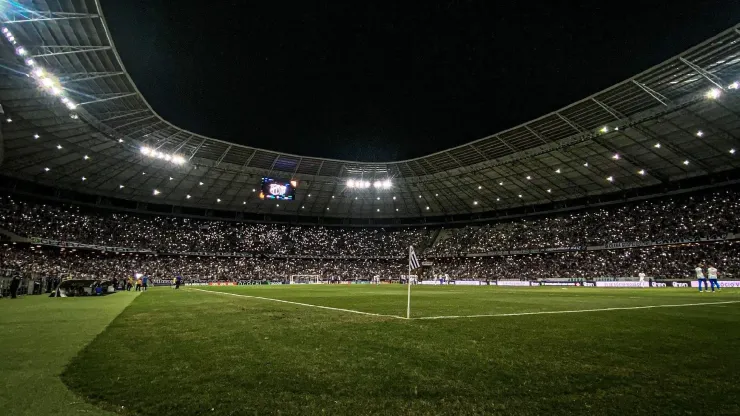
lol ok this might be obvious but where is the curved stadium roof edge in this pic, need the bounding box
[95,4,736,166]
[0,2,739,219]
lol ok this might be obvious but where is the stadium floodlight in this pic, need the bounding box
[654,143,661,148]
[683,160,690,165]
[217,198,221,202]
[186,194,191,199]
[25,58,34,66]
[140,146,151,155]
[118,139,124,143]
[119,185,124,189]
[606,176,614,182]
[1,27,8,34]
[15,47,26,56]
[600,126,609,133]
[583,162,589,167]
[199,182,204,186]
[392,196,396,200]
[332,195,335,199]
[547,189,552,193]
[363,181,371,188]
[172,155,185,165]
[346,179,355,188]
[33,133,39,139]
[290,180,297,187]
[473,201,478,205]
[81,176,86,181]
[70,113,78,119]
[301,205,305,209]
[243,201,246,205]
[276,204,279,207]
[418,195,422,198]
[425,206,430,210]
[555,168,561,173]
[496,197,501,201]
[478,185,483,189]
[638,169,646,175]
[382,179,391,189]
[5,117,11,123]
[518,194,523,198]
[729,82,739,90]
[396,208,399,212]
[56,144,62,149]
[730,149,736,154]
[65,101,77,110]
[33,67,45,78]
[376,197,380,200]
[153,189,160,195]
[526,176,531,180]
[164,154,172,162]
[373,181,382,188]
[612,154,620,160]
[705,88,721,100]
[499,181,504,185]
[377,208,380,212]
[696,130,704,137]
[326,207,329,210]
[83,155,89,160]
[44,167,50,172]
[50,86,62,96]
[40,77,53,88]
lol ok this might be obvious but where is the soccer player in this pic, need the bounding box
[707,265,720,292]
[695,265,708,292]
[638,272,646,287]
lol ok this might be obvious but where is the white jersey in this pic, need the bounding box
[638,272,646,281]
[695,267,705,279]
[707,267,718,279]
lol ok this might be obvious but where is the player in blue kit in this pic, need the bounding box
[707,265,720,292]
[695,265,708,292]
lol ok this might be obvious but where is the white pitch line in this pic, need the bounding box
[414,300,740,320]
[190,288,406,319]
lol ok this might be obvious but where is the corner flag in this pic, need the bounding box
[409,246,421,270]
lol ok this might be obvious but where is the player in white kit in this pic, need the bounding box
[707,265,720,292]
[695,265,708,292]
[638,272,646,287]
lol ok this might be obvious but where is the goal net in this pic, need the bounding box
[289,274,320,284]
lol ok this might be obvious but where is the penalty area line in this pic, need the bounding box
[190,288,406,319]
[415,300,740,320]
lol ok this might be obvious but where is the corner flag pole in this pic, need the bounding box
[407,246,412,319]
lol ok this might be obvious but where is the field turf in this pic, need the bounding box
[4,285,740,415]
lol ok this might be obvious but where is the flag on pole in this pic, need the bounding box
[409,246,421,270]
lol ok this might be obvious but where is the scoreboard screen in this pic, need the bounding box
[260,177,296,200]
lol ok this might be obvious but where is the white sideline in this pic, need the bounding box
[415,300,740,320]
[190,288,406,319]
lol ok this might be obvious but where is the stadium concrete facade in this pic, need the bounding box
[0,1,739,224]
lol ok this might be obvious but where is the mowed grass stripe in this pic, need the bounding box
[62,288,740,416]
[190,287,406,319]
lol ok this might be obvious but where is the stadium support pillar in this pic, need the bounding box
[407,251,411,319]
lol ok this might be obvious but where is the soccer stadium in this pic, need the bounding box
[1,1,740,415]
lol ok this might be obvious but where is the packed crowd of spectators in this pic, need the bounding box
[1,241,737,282]
[429,188,740,255]
[1,188,738,258]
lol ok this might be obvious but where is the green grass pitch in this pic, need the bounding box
[3,285,740,415]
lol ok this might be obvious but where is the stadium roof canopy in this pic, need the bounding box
[0,1,739,221]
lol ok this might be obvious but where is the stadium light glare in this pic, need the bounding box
[373,181,382,188]
[65,101,77,110]
[612,154,620,160]
[425,206,430,210]
[15,47,26,56]
[186,195,191,199]
[654,143,661,148]
[56,144,62,150]
[33,67,44,78]
[396,208,399,212]
[547,189,552,193]
[705,88,721,99]
[600,126,609,133]
[44,167,50,172]
[696,130,704,137]
[118,139,124,143]
[499,181,504,186]
[606,176,614,182]
[583,162,589,167]
[496,197,500,201]
[302,205,305,209]
[40,77,53,88]
[555,168,561,173]
[683,160,690,165]
[473,201,478,205]
[729,81,739,90]
[290,180,297,187]
[153,189,160,196]
[169,177,173,181]
[81,176,86,181]
[478,185,483,189]
[518,194,523,198]
[638,169,646,175]
[730,149,736,154]
[24,58,34,66]
[119,185,124,189]
[33,133,39,139]
[83,155,89,160]
[140,146,151,155]
[5,118,11,123]
[346,179,355,188]
[382,180,392,189]
[199,182,204,186]
[392,196,396,200]
[376,197,380,200]
[243,201,246,205]
[70,113,78,120]
[526,176,531,180]
[377,208,380,212]
[217,198,221,203]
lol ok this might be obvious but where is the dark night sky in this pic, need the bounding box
[100,1,740,162]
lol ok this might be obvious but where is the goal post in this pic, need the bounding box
[289,274,320,284]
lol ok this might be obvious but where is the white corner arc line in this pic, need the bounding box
[190,288,406,319]
[414,300,740,320]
